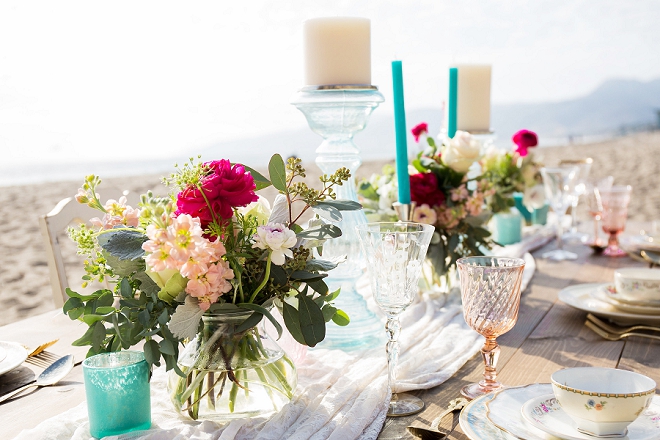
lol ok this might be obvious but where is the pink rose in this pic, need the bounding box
[175,159,259,227]
[411,122,428,143]
[512,129,538,157]
[409,172,446,207]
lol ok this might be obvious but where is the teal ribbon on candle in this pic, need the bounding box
[448,67,458,138]
[391,60,411,204]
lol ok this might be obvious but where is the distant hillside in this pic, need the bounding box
[198,77,660,168]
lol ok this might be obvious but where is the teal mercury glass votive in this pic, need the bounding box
[493,208,523,245]
[83,351,151,439]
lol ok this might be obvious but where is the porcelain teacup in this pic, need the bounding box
[614,268,660,304]
[551,367,656,437]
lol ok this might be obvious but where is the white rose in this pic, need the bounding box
[377,181,397,211]
[237,196,271,226]
[442,130,482,173]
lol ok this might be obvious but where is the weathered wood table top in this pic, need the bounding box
[1,240,658,439]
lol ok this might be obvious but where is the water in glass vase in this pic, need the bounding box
[168,311,297,421]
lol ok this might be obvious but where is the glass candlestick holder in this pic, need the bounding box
[291,85,385,351]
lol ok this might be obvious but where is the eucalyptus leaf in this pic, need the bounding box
[268,154,287,192]
[331,309,350,326]
[282,302,305,345]
[235,312,263,334]
[63,297,83,314]
[307,279,329,296]
[119,278,133,298]
[321,304,337,322]
[91,321,106,352]
[304,259,339,272]
[296,224,342,240]
[237,303,283,339]
[315,199,362,211]
[312,204,342,222]
[65,288,106,301]
[241,165,272,190]
[144,339,161,366]
[134,272,160,296]
[297,293,325,347]
[270,265,288,286]
[291,270,327,281]
[325,288,341,302]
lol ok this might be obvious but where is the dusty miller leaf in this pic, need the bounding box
[168,296,204,340]
[98,229,148,261]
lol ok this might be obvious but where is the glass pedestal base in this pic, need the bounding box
[542,249,578,261]
[388,393,425,417]
[461,382,504,400]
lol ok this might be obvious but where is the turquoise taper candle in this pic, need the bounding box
[448,67,458,138]
[391,60,411,204]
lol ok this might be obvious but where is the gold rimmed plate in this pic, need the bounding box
[591,285,660,315]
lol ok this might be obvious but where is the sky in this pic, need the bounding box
[1,0,660,172]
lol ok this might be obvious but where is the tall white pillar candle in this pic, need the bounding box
[304,17,371,86]
[455,64,491,133]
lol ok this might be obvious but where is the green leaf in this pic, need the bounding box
[331,309,350,326]
[82,313,112,326]
[158,339,176,356]
[291,270,327,281]
[282,302,305,345]
[270,265,288,286]
[63,297,83,314]
[158,272,187,304]
[297,293,326,347]
[241,165,272,190]
[237,303,283,339]
[95,306,116,315]
[98,229,148,261]
[120,278,133,298]
[325,288,341,302]
[103,251,145,277]
[296,224,342,240]
[304,259,339,272]
[315,199,362,211]
[207,302,240,313]
[65,288,106,301]
[321,304,337,322]
[307,279,329,296]
[97,291,114,307]
[357,182,379,201]
[144,339,161,366]
[235,312,263,334]
[268,154,287,192]
[168,296,204,340]
[133,271,159,296]
[312,205,342,222]
[72,324,95,346]
[91,321,106,351]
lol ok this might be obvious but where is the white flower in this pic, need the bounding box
[524,184,546,209]
[377,180,397,211]
[252,223,297,265]
[268,194,289,224]
[237,196,271,226]
[442,130,482,173]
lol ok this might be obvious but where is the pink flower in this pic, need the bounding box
[412,204,438,225]
[409,173,446,208]
[89,196,140,229]
[411,122,428,143]
[450,185,469,202]
[512,129,538,157]
[186,261,234,311]
[175,159,259,228]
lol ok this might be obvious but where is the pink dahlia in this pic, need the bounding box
[175,160,259,227]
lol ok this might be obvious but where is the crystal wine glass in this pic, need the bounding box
[600,185,633,257]
[456,256,526,399]
[356,222,434,416]
[559,158,592,243]
[540,166,580,260]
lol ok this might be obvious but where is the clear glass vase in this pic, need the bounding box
[168,310,297,421]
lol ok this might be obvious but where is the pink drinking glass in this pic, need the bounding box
[457,257,526,399]
[600,185,632,257]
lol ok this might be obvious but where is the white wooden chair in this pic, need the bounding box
[39,191,138,307]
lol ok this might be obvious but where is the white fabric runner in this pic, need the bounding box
[14,233,549,440]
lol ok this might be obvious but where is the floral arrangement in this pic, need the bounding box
[64,155,357,418]
[480,129,544,213]
[359,123,493,282]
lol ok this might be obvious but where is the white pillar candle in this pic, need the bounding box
[304,17,371,86]
[455,64,491,133]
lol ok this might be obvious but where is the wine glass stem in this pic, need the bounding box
[570,200,579,233]
[556,213,564,250]
[385,315,401,395]
[608,232,619,250]
[481,337,501,390]
[593,216,601,244]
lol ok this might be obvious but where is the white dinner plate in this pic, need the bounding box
[459,392,518,440]
[521,393,660,440]
[486,383,553,439]
[558,283,660,325]
[0,342,28,376]
[591,285,660,315]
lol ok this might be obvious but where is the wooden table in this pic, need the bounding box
[1,241,659,439]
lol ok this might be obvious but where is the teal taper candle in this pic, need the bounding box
[448,67,458,138]
[391,60,411,204]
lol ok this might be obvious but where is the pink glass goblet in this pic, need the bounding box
[600,185,632,257]
[456,256,526,400]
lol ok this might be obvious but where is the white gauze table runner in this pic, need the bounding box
[15,248,543,440]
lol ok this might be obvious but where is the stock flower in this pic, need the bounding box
[186,261,235,311]
[412,204,438,225]
[175,159,259,227]
[252,223,297,265]
[411,122,428,142]
[441,131,481,173]
[90,196,140,229]
[450,185,469,202]
[409,172,446,207]
[512,129,538,157]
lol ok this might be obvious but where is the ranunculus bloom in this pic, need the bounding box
[409,172,446,207]
[175,159,259,227]
[512,129,538,157]
[411,122,428,143]
[252,223,297,265]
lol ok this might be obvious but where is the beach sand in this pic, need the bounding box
[1,131,659,326]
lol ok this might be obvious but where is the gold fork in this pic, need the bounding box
[585,320,660,341]
[587,314,660,334]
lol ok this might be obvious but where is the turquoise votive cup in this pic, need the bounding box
[531,203,549,225]
[493,209,523,245]
[83,351,151,439]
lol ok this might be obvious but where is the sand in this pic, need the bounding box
[1,131,658,327]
